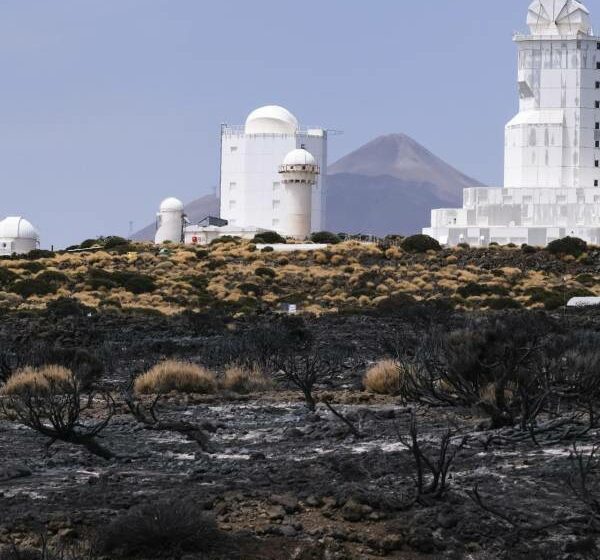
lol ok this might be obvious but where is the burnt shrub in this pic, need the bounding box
[401,234,441,253]
[97,499,220,556]
[10,278,59,298]
[547,236,587,257]
[376,293,417,314]
[311,231,341,244]
[253,230,286,244]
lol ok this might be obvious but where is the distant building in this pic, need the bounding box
[0,217,40,256]
[425,0,600,246]
[219,105,327,237]
[154,197,185,244]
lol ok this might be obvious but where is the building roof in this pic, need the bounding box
[527,0,591,36]
[159,197,184,212]
[283,148,317,166]
[0,217,39,240]
[245,105,299,135]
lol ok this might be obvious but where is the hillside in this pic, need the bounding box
[0,239,597,316]
[133,134,483,240]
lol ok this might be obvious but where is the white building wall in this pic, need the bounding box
[219,127,327,236]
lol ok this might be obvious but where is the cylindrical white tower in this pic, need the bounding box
[155,197,184,244]
[279,148,320,239]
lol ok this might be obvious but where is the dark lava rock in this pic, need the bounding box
[270,494,299,514]
[564,537,596,553]
[0,465,32,482]
[437,508,459,529]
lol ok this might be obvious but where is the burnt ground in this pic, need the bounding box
[1,308,600,559]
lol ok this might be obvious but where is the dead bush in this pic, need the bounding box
[363,360,402,395]
[97,498,220,556]
[1,365,72,396]
[134,360,217,394]
[221,364,272,394]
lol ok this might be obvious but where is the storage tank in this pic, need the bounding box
[279,148,320,239]
[155,197,184,244]
[0,217,40,256]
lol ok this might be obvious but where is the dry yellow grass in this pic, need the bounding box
[1,365,73,396]
[363,359,402,395]
[220,365,272,394]
[134,360,217,394]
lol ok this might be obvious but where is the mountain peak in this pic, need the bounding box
[328,133,483,202]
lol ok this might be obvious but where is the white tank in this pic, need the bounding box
[279,149,320,239]
[0,217,40,256]
[155,197,184,244]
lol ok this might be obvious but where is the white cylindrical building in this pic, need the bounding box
[0,217,40,256]
[219,105,328,235]
[279,148,320,239]
[155,197,184,244]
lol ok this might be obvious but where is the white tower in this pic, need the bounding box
[424,0,600,247]
[219,105,328,235]
[505,0,595,190]
[155,197,184,244]
[279,148,320,239]
[0,217,40,256]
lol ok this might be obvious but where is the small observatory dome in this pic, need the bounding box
[245,105,299,135]
[0,217,39,241]
[282,148,317,167]
[0,217,40,256]
[159,197,184,213]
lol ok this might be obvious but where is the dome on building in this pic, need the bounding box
[283,148,317,167]
[159,197,184,213]
[245,105,299,135]
[0,217,39,240]
[528,0,591,35]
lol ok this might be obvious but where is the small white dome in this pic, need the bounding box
[283,148,317,166]
[245,105,299,135]
[159,197,184,212]
[0,217,39,240]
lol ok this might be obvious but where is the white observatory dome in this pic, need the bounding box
[159,197,184,212]
[283,148,317,167]
[527,0,591,35]
[0,217,39,240]
[245,105,299,135]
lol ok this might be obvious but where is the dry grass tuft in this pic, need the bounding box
[1,365,73,396]
[220,364,272,394]
[363,359,403,395]
[134,360,217,394]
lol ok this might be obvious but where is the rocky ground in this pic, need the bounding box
[1,308,600,559]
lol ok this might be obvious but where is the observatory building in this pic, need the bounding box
[154,197,185,245]
[0,217,40,256]
[425,0,600,246]
[219,105,327,238]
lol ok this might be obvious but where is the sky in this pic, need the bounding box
[1,0,538,248]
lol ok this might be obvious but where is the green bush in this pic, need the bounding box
[36,270,68,284]
[10,278,59,298]
[546,236,587,257]
[253,231,286,244]
[20,262,44,273]
[209,235,240,246]
[401,234,441,253]
[254,267,276,278]
[24,249,55,260]
[521,244,538,254]
[483,297,522,310]
[0,267,18,287]
[310,231,341,244]
[102,236,130,250]
[87,268,155,294]
[457,283,509,298]
[238,282,262,296]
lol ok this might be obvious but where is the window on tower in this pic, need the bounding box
[596,82,600,89]
[595,180,599,187]
[596,141,600,148]
[596,160,599,167]
[596,101,600,109]
[596,123,600,130]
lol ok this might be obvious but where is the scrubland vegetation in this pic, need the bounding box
[3,236,600,558]
[0,234,599,317]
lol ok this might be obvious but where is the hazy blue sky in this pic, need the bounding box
[2,0,539,248]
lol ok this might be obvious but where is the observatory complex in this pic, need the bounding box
[0,217,40,256]
[425,0,600,246]
[155,105,327,246]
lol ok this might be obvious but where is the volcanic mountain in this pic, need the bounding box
[133,134,484,240]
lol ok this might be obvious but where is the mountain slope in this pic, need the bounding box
[328,133,483,205]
